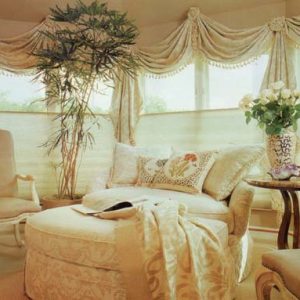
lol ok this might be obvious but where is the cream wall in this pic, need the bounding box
[286,0,300,17]
[211,1,285,29]
[0,19,37,38]
[138,1,286,45]
[0,1,287,43]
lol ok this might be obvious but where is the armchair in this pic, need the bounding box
[0,129,40,246]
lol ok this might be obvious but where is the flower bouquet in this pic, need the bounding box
[239,81,300,171]
[239,81,300,135]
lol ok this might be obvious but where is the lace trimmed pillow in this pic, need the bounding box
[107,143,171,187]
[137,156,168,187]
[152,151,215,194]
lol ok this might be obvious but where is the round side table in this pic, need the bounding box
[245,178,300,250]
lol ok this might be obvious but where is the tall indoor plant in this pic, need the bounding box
[34,1,139,203]
[239,81,300,169]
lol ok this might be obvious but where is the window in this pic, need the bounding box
[142,54,269,113]
[207,55,269,109]
[143,64,195,113]
[0,73,46,112]
[89,80,113,113]
[0,73,113,114]
[294,48,300,88]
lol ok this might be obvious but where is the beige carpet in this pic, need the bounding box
[0,224,28,300]
[0,271,28,300]
[0,224,283,300]
[235,231,281,300]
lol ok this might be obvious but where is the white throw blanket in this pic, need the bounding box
[99,199,235,300]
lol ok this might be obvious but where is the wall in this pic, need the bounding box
[211,1,285,29]
[0,1,287,43]
[138,1,286,45]
[286,0,300,17]
[0,19,37,38]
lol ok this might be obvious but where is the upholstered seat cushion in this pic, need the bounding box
[0,197,41,218]
[83,186,234,233]
[262,249,300,298]
[25,206,228,271]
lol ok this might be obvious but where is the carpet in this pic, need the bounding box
[0,271,28,300]
[235,231,281,300]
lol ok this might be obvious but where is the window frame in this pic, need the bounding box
[141,53,270,115]
[0,72,113,115]
[0,72,48,113]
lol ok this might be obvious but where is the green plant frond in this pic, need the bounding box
[50,4,81,23]
[33,0,139,199]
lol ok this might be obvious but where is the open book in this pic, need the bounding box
[71,196,152,216]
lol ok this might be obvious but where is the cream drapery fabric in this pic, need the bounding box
[0,17,55,73]
[110,70,142,145]
[261,17,296,89]
[111,8,300,144]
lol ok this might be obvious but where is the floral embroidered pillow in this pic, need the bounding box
[152,151,215,194]
[137,156,168,187]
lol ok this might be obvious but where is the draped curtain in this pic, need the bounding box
[2,8,300,142]
[0,16,55,73]
[124,9,300,145]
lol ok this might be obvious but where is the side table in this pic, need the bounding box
[245,178,300,250]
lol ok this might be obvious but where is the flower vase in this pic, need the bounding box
[266,131,297,169]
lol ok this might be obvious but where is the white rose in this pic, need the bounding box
[281,88,292,99]
[260,89,272,98]
[268,93,278,101]
[259,97,269,105]
[243,94,253,102]
[293,89,300,98]
[271,81,285,90]
[287,97,296,105]
[239,94,253,111]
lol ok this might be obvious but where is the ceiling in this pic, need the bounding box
[0,0,285,27]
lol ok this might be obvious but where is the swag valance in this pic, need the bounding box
[1,8,300,144]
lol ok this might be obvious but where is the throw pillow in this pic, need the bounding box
[152,151,215,194]
[108,143,171,187]
[202,145,265,200]
[136,156,168,187]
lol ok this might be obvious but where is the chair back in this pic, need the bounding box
[0,129,17,197]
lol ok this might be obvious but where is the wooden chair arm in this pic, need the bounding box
[255,266,298,300]
[16,174,40,206]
